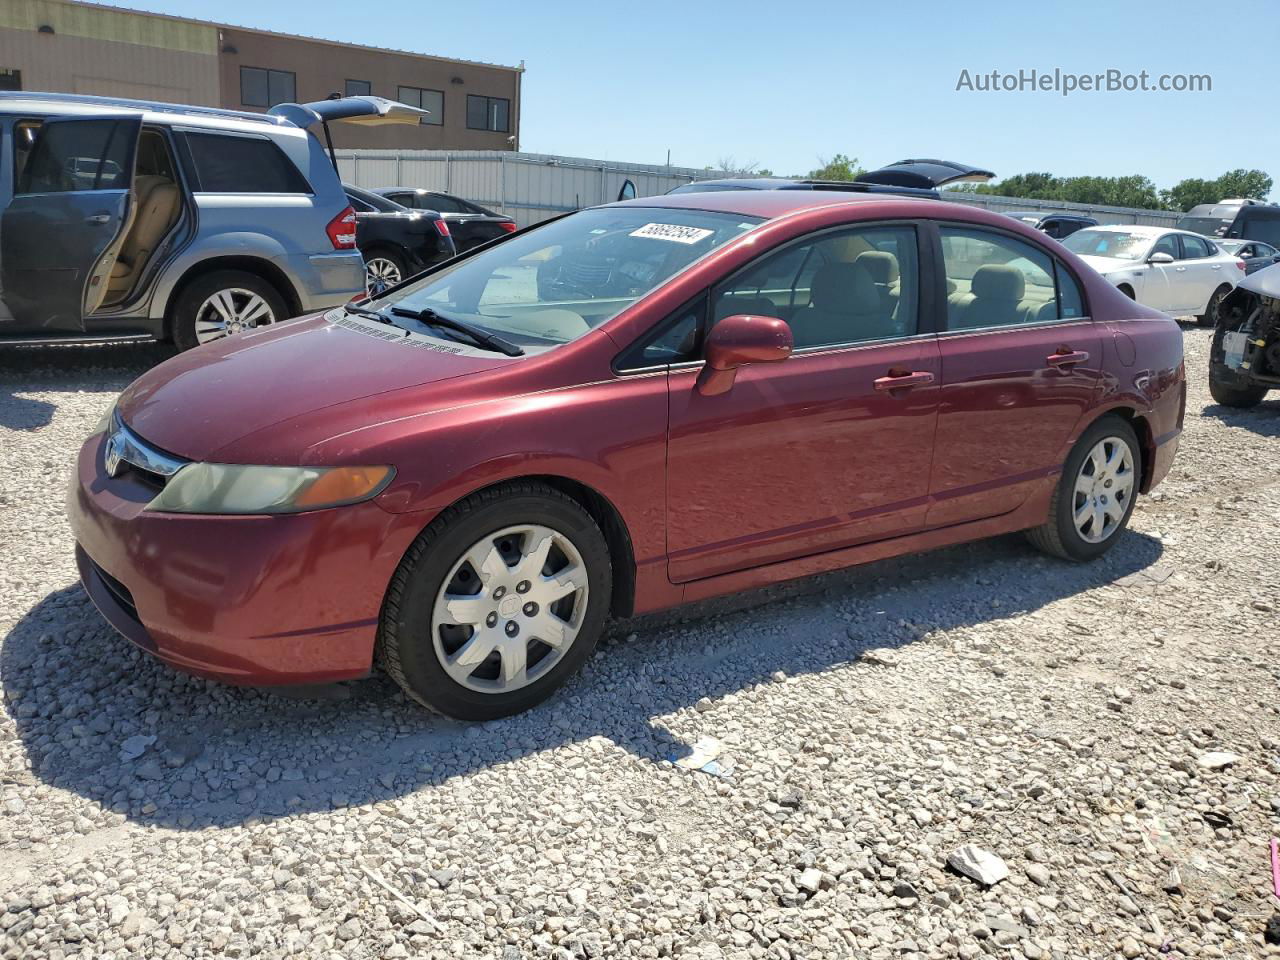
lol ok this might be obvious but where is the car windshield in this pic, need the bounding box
[374,207,761,347]
[1061,229,1151,261]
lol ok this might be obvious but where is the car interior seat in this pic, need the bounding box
[103,133,181,304]
[954,264,1026,329]
[853,251,900,317]
[791,262,891,347]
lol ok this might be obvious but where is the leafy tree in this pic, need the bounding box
[1161,169,1272,211]
[1160,178,1219,212]
[809,154,863,181]
[1216,168,1272,201]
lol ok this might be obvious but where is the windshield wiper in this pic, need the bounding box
[389,306,525,357]
[344,302,395,324]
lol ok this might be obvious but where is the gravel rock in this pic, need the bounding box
[1,331,1277,958]
[947,844,1009,886]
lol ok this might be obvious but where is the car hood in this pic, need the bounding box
[1075,255,1137,274]
[1238,262,1280,298]
[117,313,507,461]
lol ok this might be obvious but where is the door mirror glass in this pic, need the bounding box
[617,179,637,202]
[1147,251,1175,264]
[696,313,792,396]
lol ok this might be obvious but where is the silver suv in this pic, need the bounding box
[0,93,423,350]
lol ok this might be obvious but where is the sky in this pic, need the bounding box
[98,0,1280,191]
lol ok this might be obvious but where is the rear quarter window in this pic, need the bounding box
[185,132,311,194]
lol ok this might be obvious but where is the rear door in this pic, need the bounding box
[928,224,1102,527]
[1,114,140,333]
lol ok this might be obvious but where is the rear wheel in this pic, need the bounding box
[1027,416,1140,562]
[363,249,406,295]
[1197,284,1231,327]
[171,270,286,351]
[378,482,612,720]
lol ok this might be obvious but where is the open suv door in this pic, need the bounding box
[1,114,141,333]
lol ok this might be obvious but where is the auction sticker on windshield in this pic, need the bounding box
[630,223,716,244]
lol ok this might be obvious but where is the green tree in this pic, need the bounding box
[809,154,863,181]
[1160,177,1220,212]
[1162,168,1273,211]
[1215,168,1272,201]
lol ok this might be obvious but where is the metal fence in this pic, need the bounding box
[337,148,1184,229]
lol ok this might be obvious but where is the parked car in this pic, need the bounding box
[344,185,456,294]
[1061,225,1245,325]
[1208,263,1280,408]
[1003,211,1098,240]
[0,93,426,350]
[371,188,516,252]
[1176,199,1280,245]
[70,190,1184,720]
[1217,239,1280,275]
[667,158,995,199]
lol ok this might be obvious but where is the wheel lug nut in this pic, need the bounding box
[523,602,538,617]
[493,586,506,599]
[486,613,498,628]
[505,621,519,637]
[516,580,530,594]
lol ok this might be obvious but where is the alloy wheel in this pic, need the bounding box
[365,257,402,295]
[431,524,588,694]
[1072,437,1135,544]
[194,288,275,344]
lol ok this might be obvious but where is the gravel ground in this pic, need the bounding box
[2,329,1279,960]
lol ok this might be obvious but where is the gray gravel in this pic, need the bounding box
[2,330,1279,959]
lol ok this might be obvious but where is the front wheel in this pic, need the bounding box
[1026,416,1141,562]
[378,482,612,720]
[1208,321,1269,408]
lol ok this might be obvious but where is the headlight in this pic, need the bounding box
[145,463,394,515]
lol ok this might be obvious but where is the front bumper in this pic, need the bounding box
[68,432,425,685]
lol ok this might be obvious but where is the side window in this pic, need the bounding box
[346,193,374,213]
[386,192,414,207]
[712,224,919,349]
[940,227,1062,330]
[185,133,311,193]
[13,120,41,186]
[18,119,133,194]
[615,295,706,370]
[1180,235,1212,259]
[424,194,464,213]
[1150,234,1179,259]
[1055,262,1086,319]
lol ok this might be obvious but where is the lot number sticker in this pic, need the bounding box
[630,223,715,244]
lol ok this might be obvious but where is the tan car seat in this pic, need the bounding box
[105,174,180,300]
[955,264,1025,329]
[792,262,890,348]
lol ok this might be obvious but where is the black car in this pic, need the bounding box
[666,158,995,199]
[1003,211,1099,240]
[1177,200,1280,245]
[343,185,457,294]
[1209,264,1280,408]
[1219,239,1280,275]
[370,188,516,253]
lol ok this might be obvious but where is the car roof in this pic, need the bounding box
[611,189,937,220]
[1077,224,1177,237]
[0,91,300,136]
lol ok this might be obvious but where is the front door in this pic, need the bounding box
[664,222,940,582]
[0,114,141,333]
[1140,232,1181,312]
[928,225,1103,526]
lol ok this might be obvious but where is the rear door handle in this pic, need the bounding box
[85,213,111,224]
[874,370,935,392]
[1046,350,1089,369]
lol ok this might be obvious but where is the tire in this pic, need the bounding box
[1208,321,1269,408]
[171,270,287,351]
[1026,416,1141,562]
[1196,284,1231,328]
[1116,283,1136,301]
[378,481,612,720]
[363,248,407,296]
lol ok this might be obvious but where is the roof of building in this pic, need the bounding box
[50,0,523,73]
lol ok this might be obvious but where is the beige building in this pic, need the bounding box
[0,0,523,150]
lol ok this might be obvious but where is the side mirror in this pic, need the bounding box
[696,314,793,396]
[1147,252,1175,264]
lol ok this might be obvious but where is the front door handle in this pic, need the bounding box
[1175,266,1187,272]
[1046,349,1089,369]
[874,370,935,392]
[85,213,112,224]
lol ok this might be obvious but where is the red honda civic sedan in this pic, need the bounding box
[69,190,1185,719]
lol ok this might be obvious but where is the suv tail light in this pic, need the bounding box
[326,206,358,250]
[433,218,451,239]
[499,221,517,233]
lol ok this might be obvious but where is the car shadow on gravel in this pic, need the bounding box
[1201,399,1280,437]
[2,529,1163,831]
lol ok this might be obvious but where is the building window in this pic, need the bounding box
[0,69,21,91]
[240,66,296,108]
[395,85,443,125]
[467,95,510,132]
[345,79,371,97]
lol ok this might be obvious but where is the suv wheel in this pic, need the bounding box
[378,482,612,720]
[172,271,287,351]
[1026,416,1141,562]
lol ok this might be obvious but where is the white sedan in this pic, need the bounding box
[1061,225,1246,325]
